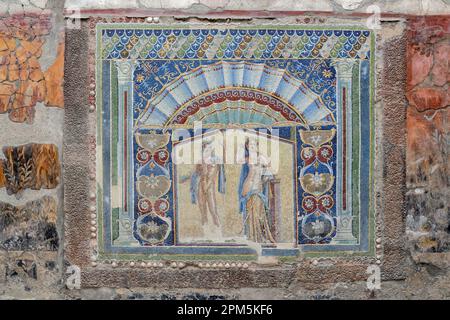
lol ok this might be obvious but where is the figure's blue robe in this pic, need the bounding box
[238,162,272,238]
[190,164,226,204]
[238,163,271,215]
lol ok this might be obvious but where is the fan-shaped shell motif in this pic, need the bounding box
[138,61,334,126]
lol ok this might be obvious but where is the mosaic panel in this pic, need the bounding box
[96,24,375,261]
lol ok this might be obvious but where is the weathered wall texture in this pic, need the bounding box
[0,0,64,298]
[0,0,449,299]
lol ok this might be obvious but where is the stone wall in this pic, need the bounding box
[0,0,449,300]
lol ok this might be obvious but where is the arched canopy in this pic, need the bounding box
[138,61,334,126]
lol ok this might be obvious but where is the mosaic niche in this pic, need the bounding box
[96,25,375,261]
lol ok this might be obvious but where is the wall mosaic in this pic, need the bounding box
[94,24,375,263]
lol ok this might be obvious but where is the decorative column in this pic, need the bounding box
[331,59,357,245]
[113,60,138,246]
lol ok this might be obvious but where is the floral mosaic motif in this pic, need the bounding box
[134,130,173,245]
[136,213,172,245]
[298,129,337,243]
[0,143,60,198]
[101,28,371,61]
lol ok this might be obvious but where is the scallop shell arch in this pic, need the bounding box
[137,61,335,127]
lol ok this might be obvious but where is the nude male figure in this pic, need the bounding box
[194,162,221,226]
[190,140,225,227]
